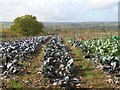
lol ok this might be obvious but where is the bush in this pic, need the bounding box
[10,15,44,36]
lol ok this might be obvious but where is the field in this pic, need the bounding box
[59,29,119,88]
[1,22,120,89]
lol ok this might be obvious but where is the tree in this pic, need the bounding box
[10,15,44,36]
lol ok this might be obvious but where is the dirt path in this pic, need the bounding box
[18,45,50,88]
[70,46,120,88]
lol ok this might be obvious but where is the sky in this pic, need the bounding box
[0,0,119,22]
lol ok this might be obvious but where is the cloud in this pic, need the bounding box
[87,0,119,10]
[0,0,119,22]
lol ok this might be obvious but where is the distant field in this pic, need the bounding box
[59,29,118,40]
[0,21,118,29]
[0,22,118,41]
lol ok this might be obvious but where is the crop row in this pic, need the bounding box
[0,36,51,75]
[41,36,80,86]
[69,36,120,82]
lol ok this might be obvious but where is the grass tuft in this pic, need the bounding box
[9,79,24,88]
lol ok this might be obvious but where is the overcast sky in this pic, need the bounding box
[0,0,119,22]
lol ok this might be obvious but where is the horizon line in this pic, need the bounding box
[0,21,118,23]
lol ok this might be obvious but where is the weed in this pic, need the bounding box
[84,71,94,79]
[9,79,24,88]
